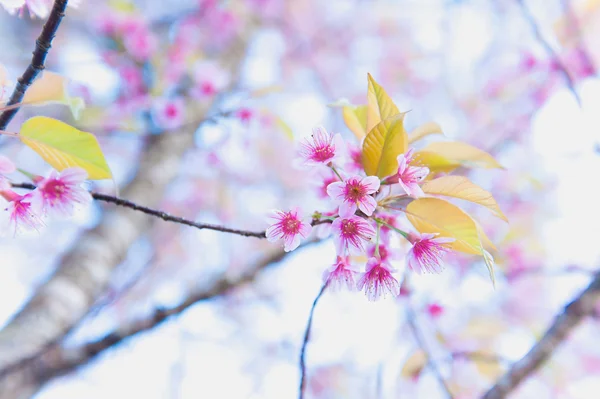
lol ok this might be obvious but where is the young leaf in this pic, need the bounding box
[405,197,496,284]
[421,176,508,222]
[22,71,85,119]
[366,73,400,132]
[400,350,427,379]
[20,116,112,180]
[418,141,502,171]
[362,114,408,178]
[413,151,460,174]
[408,122,443,144]
[342,105,368,140]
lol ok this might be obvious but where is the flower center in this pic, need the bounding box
[340,219,357,236]
[283,217,300,234]
[345,180,366,201]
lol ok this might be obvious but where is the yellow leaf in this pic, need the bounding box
[342,105,368,140]
[20,116,112,180]
[405,198,496,285]
[408,122,443,144]
[413,151,460,174]
[400,350,427,379]
[366,73,400,133]
[22,71,85,119]
[419,141,503,170]
[274,116,294,140]
[362,114,408,178]
[421,176,508,222]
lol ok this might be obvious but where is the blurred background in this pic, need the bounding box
[0,0,599,398]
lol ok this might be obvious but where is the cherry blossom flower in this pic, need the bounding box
[0,156,16,191]
[331,215,376,254]
[298,126,344,166]
[2,0,80,19]
[406,232,455,274]
[235,107,254,125]
[123,23,156,61]
[322,256,359,291]
[192,61,229,98]
[427,303,444,319]
[327,175,380,217]
[265,208,312,252]
[345,142,363,173]
[32,168,91,217]
[357,257,400,301]
[1,190,43,234]
[395,148,429,197]
[151,97,186,130]
[367,242,400,264]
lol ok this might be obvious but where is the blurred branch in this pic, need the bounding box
[0,239,321,398]
[406,304,454,399]
[482,271,600,399]
[298,282,328,399]
[515,0,582,105]
[0,22,254,397]
[0,0,69,129]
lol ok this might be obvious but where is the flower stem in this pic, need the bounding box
[330,165,343,181]
[374,217,409,239]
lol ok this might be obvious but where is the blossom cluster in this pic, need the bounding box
[266,126,455,301]
[0,156,91,235]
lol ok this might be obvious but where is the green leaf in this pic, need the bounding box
[20,116,112,180]
[362,114,408,178]
[367,73,400,133]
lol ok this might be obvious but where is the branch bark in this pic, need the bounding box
[0,0,69,129]
[0,26,252,399]
[482,272,600,399]
[0,240,318,399]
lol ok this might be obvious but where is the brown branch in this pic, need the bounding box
[0,239,321,398]
[298,282,328,399]
[482,271,600,399]
[11,182,332,238]
[0,0,69,129]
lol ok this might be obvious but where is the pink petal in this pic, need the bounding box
[326,181,346,200]
[361,176,380,193]
[338,201,356,218]
[0,156,15,175]
[358,195,377,216]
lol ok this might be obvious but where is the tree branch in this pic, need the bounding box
[0,239,321,398]
[298,283,328,399]
[406,304,454,399]
[482,271,600,399]
[11,182,332,238]
[515,0,582,105]
[0,0,69,129]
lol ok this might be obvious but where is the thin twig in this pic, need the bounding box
[406,304,454,399]
[0,0,69,129]
[515,0,582,106]
[482,271,600,399]
[11,182,331,238]
[298,283,328,399]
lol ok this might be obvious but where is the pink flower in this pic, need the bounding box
[427,303,444,318]
[395,149,429,197]
[2,0,80,19]
[33,168,91,217]
[327,175,380,217]
[123,25,156,61]
[0,155,15,175]
[152,97,186,130]
[345,142,363,173]
[357,257,400,301]
[1,191,43,234]
[298,126,344,166]
[331,215,376,255]
[406,232,455,274]
[322,256,359,291]
[235,107,253,125]
[266,208,312,252]
[192,61,229,99]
